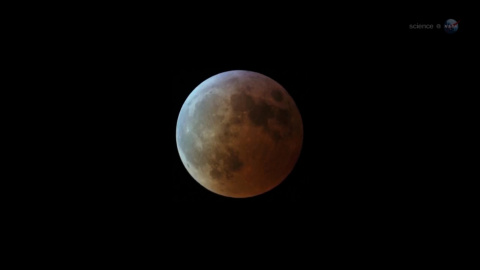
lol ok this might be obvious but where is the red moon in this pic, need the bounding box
[176,70,303,198]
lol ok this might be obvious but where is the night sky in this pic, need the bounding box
[167,11,469,208]
[25,6,471,253]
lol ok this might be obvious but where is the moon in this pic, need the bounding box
[176,70,303,198]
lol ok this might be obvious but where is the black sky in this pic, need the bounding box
[166,9,472,209]
[21,5,472,253]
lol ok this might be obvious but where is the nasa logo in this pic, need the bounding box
[444,19,459,34]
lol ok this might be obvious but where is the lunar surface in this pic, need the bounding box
[176,70,303,198]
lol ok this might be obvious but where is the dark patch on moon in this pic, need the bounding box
[224,147,243,172]
[228,91,295,143]
[208,146,244,181]
[248,100,274,127]
[271,89,283,102]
